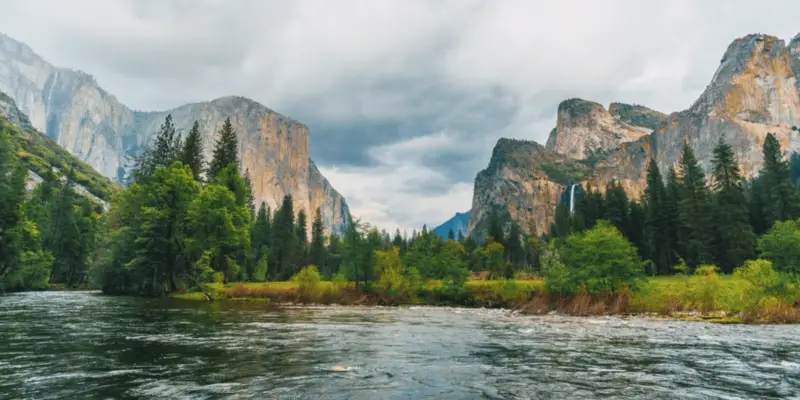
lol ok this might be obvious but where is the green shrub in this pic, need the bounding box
[545,220,644,295]
[687,265,721,313]
[252,253,268,282]
[292,265,322,300]
[758,219,800,275]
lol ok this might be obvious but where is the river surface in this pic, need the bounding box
[1,292,799,399]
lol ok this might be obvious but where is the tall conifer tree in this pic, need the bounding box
[760,133,800,228]
[677,143,715,268]
[710,139,755,273]
[644,158,670,274]
[207,117,238,180]
[180,121,204,181]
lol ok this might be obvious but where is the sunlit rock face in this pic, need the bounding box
[470,33,800,239]
[0,33,349,234]
[467,139,565,241]
[545,98,658,160]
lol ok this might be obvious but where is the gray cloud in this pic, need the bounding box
[1,0,799,231]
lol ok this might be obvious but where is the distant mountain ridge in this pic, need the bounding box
[433,211,470,239]
[0,33,349,234]
[468,33,800,240]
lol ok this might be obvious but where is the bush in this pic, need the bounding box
[292,265,322,301]
[545,220,644,295]
[374,247,412,303]
[758,219,800,275]
[687,265,721,313]
[252,254,268,282]
[734,259,799,318]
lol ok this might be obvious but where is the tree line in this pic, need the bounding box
[551,134,800,275]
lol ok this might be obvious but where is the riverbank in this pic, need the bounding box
[170,275,800,324]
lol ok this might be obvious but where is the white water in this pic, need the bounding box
[569,184,577,213]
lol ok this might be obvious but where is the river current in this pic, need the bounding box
[1,291,799,399]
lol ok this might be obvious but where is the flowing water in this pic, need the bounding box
[1,292,799,399]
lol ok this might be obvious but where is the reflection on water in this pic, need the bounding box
[1,291,799,399]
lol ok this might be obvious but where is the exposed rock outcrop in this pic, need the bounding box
[0,33,349,234]
[469,33,800,240]
[545,98,657,160]
[467,139,565,242]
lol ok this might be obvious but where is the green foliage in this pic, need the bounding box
[207,117,238,180]
[545,220,644,295]
[760,134,800,229]
[252,248,269,282]
[537,160,590,185]
[179,121,204,181]
[677,143,715,269]
[374,247,412,302]
[292,265,322,300]
[758,219,800,275]
[645,158,672,274]
[710,139,756,273]
[688,265,722,313]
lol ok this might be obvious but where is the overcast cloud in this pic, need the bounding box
[1,0,798,231]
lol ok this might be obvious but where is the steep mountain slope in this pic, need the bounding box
[0,33,349,234]
[0,90,115,205]
[432,211,470,239]
[469,33,800,239]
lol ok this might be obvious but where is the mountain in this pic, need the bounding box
[0,33,349,234]
[468,33,800,239]
[0,90,115,206]
[432,211,470,239]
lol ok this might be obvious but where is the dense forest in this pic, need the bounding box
[2,111,800,307]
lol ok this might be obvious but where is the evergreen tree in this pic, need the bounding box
[644,158,670,274]
[0,128,27,279]
[747,177,768,235]
[309,208,327,274]
[663,166,681,267]
[250,202,271,278]
[447,229,455,241]
[271,194,296,280]
[151,114,181,170]
[505,222,525,269]
[604,180,630,236]
[677,143,715,269]
[710,139,756,273]
[243,169,256,217]
[551,204,571,238]
[392,229,405,255]
[207,117,238,180]
[628,200,646,260]
[791,152,800,187]
[295,210,309,269]
[456,230,465,243]
[760,133,800,228]
[180,121,204,181]
[487,208,505,245]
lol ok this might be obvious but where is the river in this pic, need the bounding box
[0,292,799,399]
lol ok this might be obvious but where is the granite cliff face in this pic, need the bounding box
[467,139,565,242]
[469,33,800,240]
[545,99,660,160]
[0,33,349,234]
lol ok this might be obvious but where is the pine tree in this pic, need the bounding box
[505,222,525,269]
[644,158,670,274]
[747,177,768,235]
[628,200,646,260]
[552,204,571,238]
[207,117,238,180]
[271,194,296,280]
[309,208,327,274]
[180,121,204,181]
[295,210,308,269]
[760,133,800,228]
[677,143,715,269]
[243,169,256,217]
[710,139,756,273]
[0,127,27,278]
[604,180,630,236]
[663,166,681,267]
[250,202,271,278]
[152,114,180,168]
[487,208,505,245]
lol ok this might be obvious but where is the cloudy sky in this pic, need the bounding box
[1,0,798,232]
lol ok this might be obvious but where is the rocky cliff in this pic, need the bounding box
[0,90,114,207]
[0,33,349,234]
[467,139,566,242]
[469,33,800,240]
[545,99,659,160]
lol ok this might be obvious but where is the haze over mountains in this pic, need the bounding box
[0,33,350,234]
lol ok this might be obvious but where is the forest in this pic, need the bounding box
[2,113,800,321]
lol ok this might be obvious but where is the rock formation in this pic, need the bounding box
[545,99,659,160]
[469,33,800,240]
[0,33,349,234]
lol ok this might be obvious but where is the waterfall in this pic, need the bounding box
[569,184,577,214]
